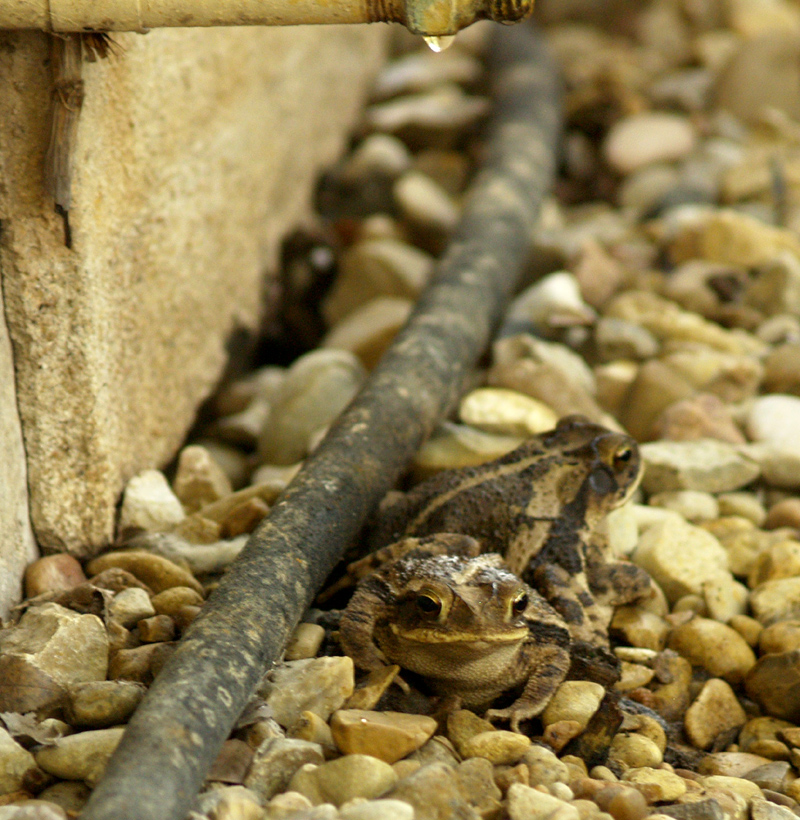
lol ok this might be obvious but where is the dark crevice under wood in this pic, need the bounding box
[82,23,562,820]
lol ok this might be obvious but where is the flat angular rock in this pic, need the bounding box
[172,445,233,513]
[107,587,156,629]
[507,782,580,820]
[244,737,324,802]
[684,678,747,750]
[330,710,437,763]
[117,469,186,537]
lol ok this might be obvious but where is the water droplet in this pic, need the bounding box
[423,34,456,52]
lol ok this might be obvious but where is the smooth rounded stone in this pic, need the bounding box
[600,503,639,560]
[394,170,459,234]
[322,297,412,370]
[504,272,596,336]
[330,710,436,764]
[640,439,760,494]
[454,756,503,817]
[222,503,271,540]
[172,445,233,514]
[740,717,795,754]
[632,516,730,604]
[728,614,763,648]
[618,164,681,214]
[622,768,687,802]
[341,134,412,181]
[619,360,696,441]
[108,642,174,683]
[684,678,747,751]
[717,493,767,527]
[117,469,186,537]
[648,491,719,523]
[765,498,800,530]
[518,745,569,788]
[447,710,495,754]
[0,727,40,796]
[744,444,800,490]
[412,422,523,478]
[195,786,264,820]
[284,623,325,662]
[37,781,91,814]
[749,540,800,586]
[372,48,482,99]
[610,607,669,652]
[603,112,696,176]
[244,737,324,802]
[751,798,798,820]
[745,650,800,722]
[763,343,800,396]
[607,735,663,771]
[760,621,800,654]
[322,238,434,327]
[594,361,638,420]
[616,662,656,693]
[698,752,773,779]
[289,711,336,755]
[339,799,414,820]
[257,349,365,466]
[594,317,659,362]
[654,394,746,446]
[570,238,626,311]
[34,726,124,787]
[150,586,204,618]
[388,760,476,818]
[289,755,397,807]
[542,681,605,730]
[107,587,155,629]
[258,656,354,731]
[507,782,580,820]
[86,551,203,595]
[458,388,558,437]
[263,790,315,819]
[212,396,271,450]
[24,554,87,599]
[702,574,749,623]
[65,680,145,728]
[668,617,756,684]
[750,578,800,625]
[701,775,762,803]
[747,395,800,449]
[459,730,531,765]
[0,603,108,688]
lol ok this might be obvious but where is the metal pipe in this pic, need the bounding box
[0,0,534,38]
[80,23,561,820]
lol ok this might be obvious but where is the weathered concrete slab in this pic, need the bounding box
[0,24,387,567]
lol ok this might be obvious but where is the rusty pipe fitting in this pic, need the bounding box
[0,0,534,37]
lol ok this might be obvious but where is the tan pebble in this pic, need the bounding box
[454,756,503,818]
[407,734,460,768]
[610,607,669,651]
[289,711,335,753]
[90,567,153,595]
[717,492,767,526]
[458,388,558,437]
[136,615,175,643]
[244,737,324,803]
[391,759,420,780]
[523,744,570,787]
[620,360,694,441]
[35,727,125,788]
[117,469,186,537]
[702,573,749,622]
[174,604,201,631]
[624,715,666,754]
[108,587,156,629]
[173,445,233,513]
[87,551,203,595]
[614,662,655,694]
[740,717,796,751]
[603,112,696,175]
[220,497,270,538]
[684,678,746,750]
[506,782,580,820]
[542,681,605,729]
[729,614,763,648]
[622,767,686,802]
[151,586,204,617]
[284,623,325,661]
[594,784,649,820]
[668,616,756,683]
[264,790,314,817]
[207,739,255,785]
[701,774,763,801]
[330,710,436,764]
[750,579,800,625]
[749,540,800,587]
[785,778,800,803]
[607,734,663,770]
[387,759,474,817]
[108,643,165,683]
[654,393,745,446]
[560,754,588,780]
[494,762,530,792]
[459,730,531,765]
[765,498,800,530]
[24,554,87,598]
[649,652,693,722]
[344,665,401,711]
[589,767,618,783]
[747,739,790,760]
[543,720,584,752]
[447,709,495,755]
[66,680,145,729]
[697,751,773,777]
[779,726,800,747]
[322,297,412,370]
[649,490,720,523]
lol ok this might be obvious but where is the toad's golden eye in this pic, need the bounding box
[614,445,633,467]
[415,593,442,617]
[511,592,529,616]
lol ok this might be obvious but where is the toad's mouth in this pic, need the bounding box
[390,624,528,644]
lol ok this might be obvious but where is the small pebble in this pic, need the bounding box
[289,755,397,807]
[34,727,125,787]
[684,678,747,750]
[24,554,87,598]
[329,710,436,763]
[117,469,186,537]
[541,681,606,729]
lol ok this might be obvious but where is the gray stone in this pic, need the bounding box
[603,112,697,175]
[117,469,186,537]
[244,737,325,802]
[0,726,40,796]
[259,656,354,731]
[388,761,479,820]
[107,587,156,629]
[35,726,126,787]
[0,602,108,687]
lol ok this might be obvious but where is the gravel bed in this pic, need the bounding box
[4,3,800,818]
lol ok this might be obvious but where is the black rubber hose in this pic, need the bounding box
[81,23,561,820]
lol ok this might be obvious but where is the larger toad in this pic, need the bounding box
[365,415,650,682]
[338,533,572,732]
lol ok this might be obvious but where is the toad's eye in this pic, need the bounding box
[511,592,529,615]
[415,593,442,617]
[614,446,633,467]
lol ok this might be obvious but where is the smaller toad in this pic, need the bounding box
[338,533,571,731]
